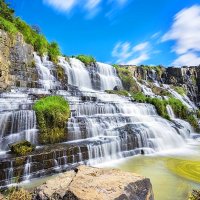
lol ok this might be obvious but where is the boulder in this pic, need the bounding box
[33,165,154,200]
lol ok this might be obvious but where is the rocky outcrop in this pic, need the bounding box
[33,165,154,200]
[120,65,200,106]
[0,29,38,91]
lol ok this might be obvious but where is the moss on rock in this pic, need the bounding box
[10,140,35,156]
[76,55,96,65]
[33,96,71,144]
[116,67,140,92]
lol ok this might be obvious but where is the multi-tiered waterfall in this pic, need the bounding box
[0,54,195,187]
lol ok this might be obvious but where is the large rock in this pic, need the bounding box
[0,29,38,91]
[33,165,154,200]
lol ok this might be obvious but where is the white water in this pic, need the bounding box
[0,55,197,186]
[96,62,122,90]
[34,53,58,90]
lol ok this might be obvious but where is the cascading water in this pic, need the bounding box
[34,53,59,90]
[0,54,196,187]
[96,62,122,90]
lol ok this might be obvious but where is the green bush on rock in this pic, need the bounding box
[10,140,35,156]
[76,55,96,65]
[33,96,71,144]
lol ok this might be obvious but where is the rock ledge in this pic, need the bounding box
[33,165,154,200]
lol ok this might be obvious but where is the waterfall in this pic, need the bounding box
[163,84,197,110]
[166,105,175,119]
[34,53,59,90]
[0,54,196,187]
[96,62,122,90]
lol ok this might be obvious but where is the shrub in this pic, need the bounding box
[168,98,188,119]
[9,140,35,156]
[76,55,96,65]
[8,188,31,200]
[0,16,18,35]
[105,90,129,97]
[33,96,71,144]
[146,97,170,120]
[131,92,147,103]
[0,1,61,61]
[0,0,14,22]
[48,42,61,63]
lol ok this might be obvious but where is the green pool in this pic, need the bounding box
[100,142,200,200]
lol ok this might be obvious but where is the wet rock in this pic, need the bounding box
[33,165,154,200]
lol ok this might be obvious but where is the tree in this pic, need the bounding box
[0,0,14,22]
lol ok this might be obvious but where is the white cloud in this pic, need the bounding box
[43,0,76,12]
[126,53,149,65]
[112,41,150,65]
[43,0,127,18]
[172,52,200,67]
[162,5,200,66]
[132,42,149,52]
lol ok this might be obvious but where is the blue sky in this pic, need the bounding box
[7,0,200,66]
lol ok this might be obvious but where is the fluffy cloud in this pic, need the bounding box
[172,53,200,67]
[162,5,200,66]
[112,41,150,65]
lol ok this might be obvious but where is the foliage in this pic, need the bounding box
[146,97,170,120]
[172,86,186,96]
[33,96,71,144]
[0,1,61,60]
[0,16,18,35]
[7,188,32,200]
[48,42,61,63]
[116,67,140,92]
[0,0,14,22]
[76,55,96,65]
[186,115,199,130]
[131,92,147,103]
[10,140,35,156]
[112,64,119,68]
[189,190,200,200]
[105,90,129,97]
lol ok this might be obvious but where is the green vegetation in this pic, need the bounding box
[56,65,65,82]
[76,55,96,65]
[140,65,164,77]
[189,190,200,200]
[146,97,170,120]
[172,86,186,96]
[131,93,199,128]
[33,96,71,144]
[115,67,140,92]
[131,92,147,103]
[48,42,61,63]
[105,90,129,97]
[0,0,61,61]
[10,140,35,156]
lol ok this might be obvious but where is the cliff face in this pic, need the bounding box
[121,65,200,106]
[0,29,38,90]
